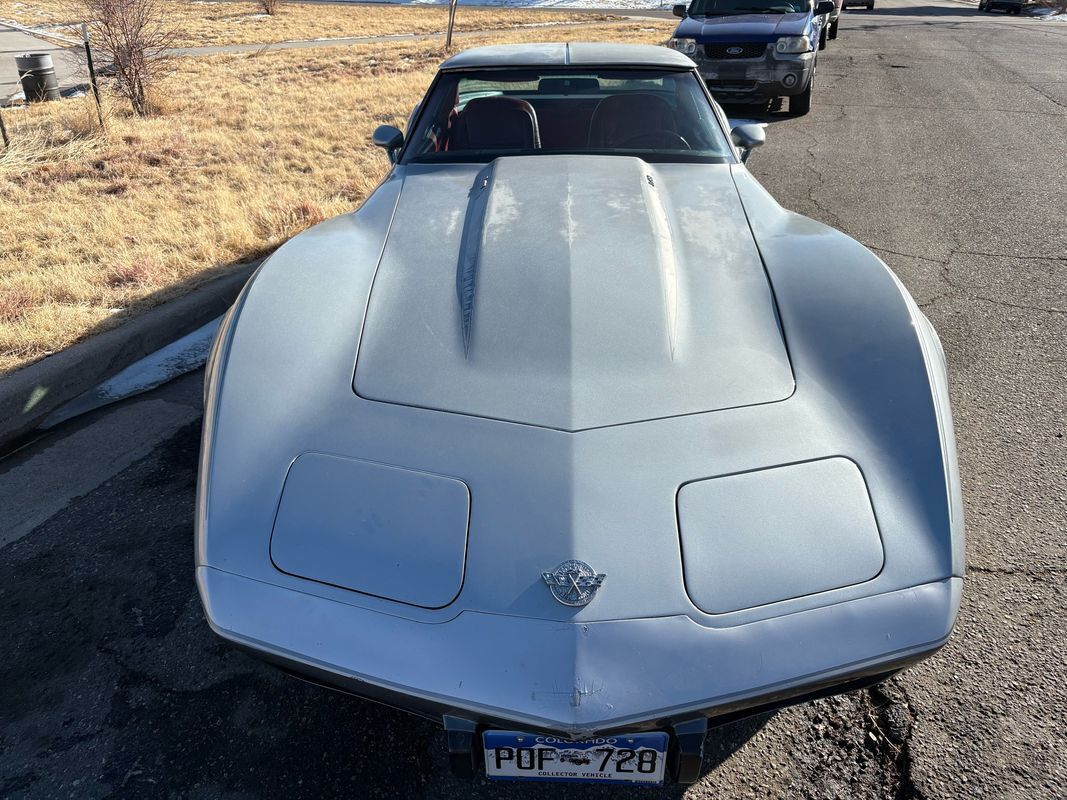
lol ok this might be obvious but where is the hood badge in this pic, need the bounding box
[542,560,606,607]
[726,46,744,55]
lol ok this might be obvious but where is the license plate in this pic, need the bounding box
[483,730,669,785]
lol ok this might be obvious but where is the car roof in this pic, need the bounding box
[438,42,696,71]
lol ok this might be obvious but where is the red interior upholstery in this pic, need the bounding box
[587,94,678,148]
[449,96,541,151]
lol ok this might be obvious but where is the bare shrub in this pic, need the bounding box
[80,0,177,116]
[260,0,282,16]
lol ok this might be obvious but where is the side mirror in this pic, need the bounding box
[815,0,836,13]
[372,124,404,163]
[673,3,687,17]
[730,123,766,163]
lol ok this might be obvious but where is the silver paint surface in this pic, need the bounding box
[354,157,794,431]
[269,453,470,609]
[677,457,885,614]
[439,42,696,71]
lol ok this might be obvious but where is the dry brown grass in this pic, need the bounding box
[0,20,673,373]
[0,0,621,47]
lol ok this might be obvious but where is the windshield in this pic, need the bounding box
[688,0,809,14]
[403,68,732,164]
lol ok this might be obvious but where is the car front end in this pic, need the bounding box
[197,43,963,787]
[669,33,816,99]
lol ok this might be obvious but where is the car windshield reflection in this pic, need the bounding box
[403,68,733,164]
[688,0,810,14]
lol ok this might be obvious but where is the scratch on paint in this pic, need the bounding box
[571,680,603,708]
[532,680,604,708]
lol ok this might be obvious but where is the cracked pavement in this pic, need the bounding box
[1,0,1065,797]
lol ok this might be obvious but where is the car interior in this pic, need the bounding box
[406,71,730,159]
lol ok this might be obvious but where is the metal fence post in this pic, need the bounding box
[82,23,105,129]
[445,0,458,50]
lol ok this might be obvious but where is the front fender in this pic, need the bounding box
[731,165,964,581]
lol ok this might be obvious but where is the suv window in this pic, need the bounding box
[688,0,810,15]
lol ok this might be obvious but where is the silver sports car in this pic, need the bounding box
[197,43,963,786]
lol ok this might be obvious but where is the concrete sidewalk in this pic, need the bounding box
[0,23,81,104]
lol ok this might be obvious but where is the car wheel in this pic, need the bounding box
[829,18,839,38]
[789,77,813,116]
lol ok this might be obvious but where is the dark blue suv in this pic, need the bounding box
[668,0,836,116]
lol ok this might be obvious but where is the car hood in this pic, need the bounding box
[354,156,793,431]
[675,12,811,41]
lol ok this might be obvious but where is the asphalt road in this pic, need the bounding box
[2,0,1065,796]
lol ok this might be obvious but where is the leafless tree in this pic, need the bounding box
[79,0,177,116]
[259,0,282,16]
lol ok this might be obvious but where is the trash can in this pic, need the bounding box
[15,53,61,102]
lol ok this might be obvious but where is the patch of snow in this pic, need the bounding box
[0,17,81,43]
[40,318,221,429]
[1030,6,1067,20]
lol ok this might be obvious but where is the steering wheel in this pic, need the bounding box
[615,130,691,150]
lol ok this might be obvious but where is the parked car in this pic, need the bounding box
[669,0,837,115]
[841,0,874,10]
[978,0,1024,13]
[197,43,963,788]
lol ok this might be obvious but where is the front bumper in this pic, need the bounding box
[199,566,961,738]
[697,50,815,98]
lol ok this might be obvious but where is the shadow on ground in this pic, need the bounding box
[722,97,797,124]
[0,419,768,798]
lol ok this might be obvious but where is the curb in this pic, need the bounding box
[0,263,258,448]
